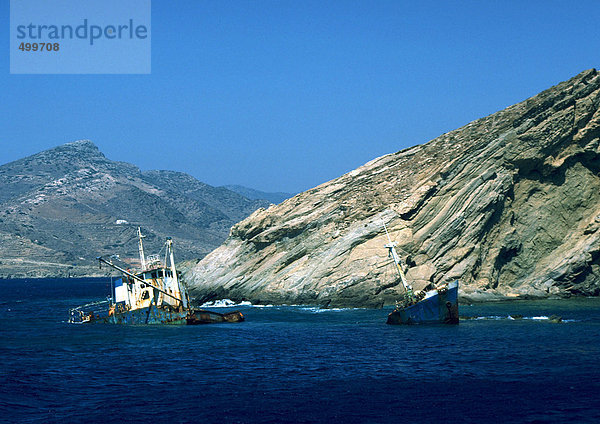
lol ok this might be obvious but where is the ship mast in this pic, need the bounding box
[166,238,188,309]
[137,227,147,271]
[97,256,184,304]
[383,222,412,293]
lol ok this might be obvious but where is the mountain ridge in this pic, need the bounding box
[0,140,269,278]
[221,185,294,205]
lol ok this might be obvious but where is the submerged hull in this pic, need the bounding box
[71,304,244,325]
[186,309,245,325]
[387,281,459,325]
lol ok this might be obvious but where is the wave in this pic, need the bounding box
[462,315,576,322]
[199,299,253,308]
[198,300,363,312]
[299,306,365,313]
[0,300,24,305]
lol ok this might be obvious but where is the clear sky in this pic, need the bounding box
[1,0,599,193]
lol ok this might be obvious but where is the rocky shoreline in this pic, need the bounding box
[185,69,600,307]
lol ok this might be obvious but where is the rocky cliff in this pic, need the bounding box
[0,140,267,278]
[185,69,600,306]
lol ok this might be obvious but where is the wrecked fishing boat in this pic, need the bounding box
[382,224,459,325]
[69,228,244,325]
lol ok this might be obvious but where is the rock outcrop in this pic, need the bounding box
[185,69,600,306]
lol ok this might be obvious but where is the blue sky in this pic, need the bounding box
[1,0,599,193]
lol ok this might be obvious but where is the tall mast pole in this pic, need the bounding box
[137,227,147,271]
[167,238,187,309]
[383,222,412,293]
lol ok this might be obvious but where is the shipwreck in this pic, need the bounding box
[382,223,459,325]
[69,228,244,325]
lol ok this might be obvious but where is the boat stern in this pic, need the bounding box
[387,280,459,325]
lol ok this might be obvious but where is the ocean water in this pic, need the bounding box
[1,279,599,424]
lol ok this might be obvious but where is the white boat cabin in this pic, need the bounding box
[110,228,189,312]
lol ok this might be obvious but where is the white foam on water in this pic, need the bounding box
[200,299,253,308]
[314,308,356,313]
[465,315,576,322]
[299,306,363,313]
[299,307,320,312]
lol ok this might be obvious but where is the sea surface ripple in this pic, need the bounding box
[1,279,599,423]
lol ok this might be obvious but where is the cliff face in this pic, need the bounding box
[0,140,267,278]
[186,69,600,306]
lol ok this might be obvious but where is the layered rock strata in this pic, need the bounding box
[186,69,600,306]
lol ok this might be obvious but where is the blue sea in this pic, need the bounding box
[1,279,599,424]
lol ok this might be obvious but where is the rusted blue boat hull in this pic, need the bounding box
[73,306,244,325]
[79,306,186,324]
[387,281,459,325]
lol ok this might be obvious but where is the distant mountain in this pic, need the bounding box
[221,185,294,205]
[0,140,268,278]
